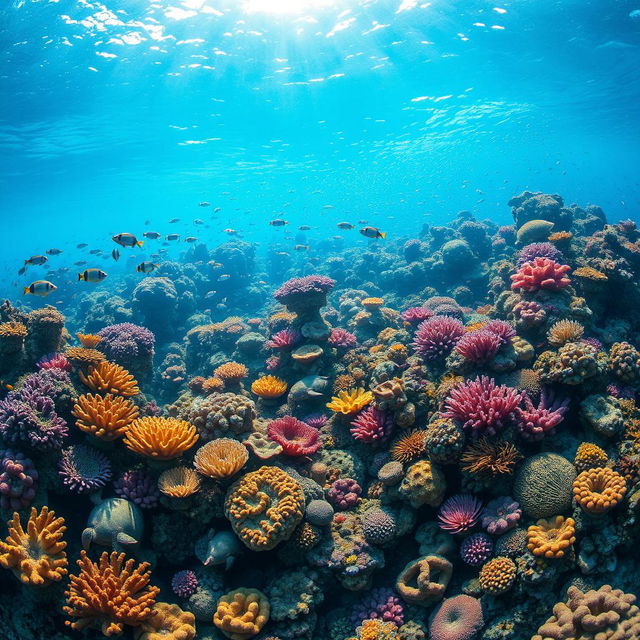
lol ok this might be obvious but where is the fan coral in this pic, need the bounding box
[573,467,627,514]
[327,388,374,415]
[430,595,484,640]
[225,466,304,551]
[547,320,584,346]
[453,329,502,364]
[516,242,563,266]
[481,497,521,535]
[443,376,522,437]
[80,362,140,397]
[193,438,249,479]
[0,506,67,586]
[267,416,321,456]
[37,352,72,371]
[172,570,199,598]
[214,362,249,382]
[124,417,199,460]
[351,588,404,627]
[134,602,195,640]
[401,307,433,326]
[460,533,493,566]
[0,449,38,510]
[158,466,201,498]
[574,442,608,472]
[213,588,270,640]
[515,390,569,441]
[327,478,362,510]
[438,494,483,534]
[63,550,159,636]
[73,393,139,441]
[350,406,393,444]
[461,438,521,479]
[266,329,302,350]
[478,556,516,594]
[510,257,571,292]
[412,316,465,360]
[391,429,427,463]
[58,444,112,494]
[114,469,159,509]
[251,375,287,399]
[527,515,575,558]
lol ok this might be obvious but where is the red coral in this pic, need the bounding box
[510,257,571,292]
[350,406,393,444]
[267,416,322,456]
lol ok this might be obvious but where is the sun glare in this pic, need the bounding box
[242,0,338,14]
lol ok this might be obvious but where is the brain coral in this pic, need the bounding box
[213,588,270,640]
[225,466,304,551]
[513,452,576,519]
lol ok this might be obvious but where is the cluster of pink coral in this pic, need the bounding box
[515,391,569,441]
[413,316,465,360]
[454,330,502,363]
[350,406,393,444]
[266,329,301,350]
[401,307,433,325]
[510,257,571,292]
[267,416,322,456]
[328,327,357,349]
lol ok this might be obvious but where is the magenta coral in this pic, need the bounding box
[401,307,434,326]
[413,316,465,360]
[267,416,322,456]
[483,320,516,343]
[454,330,502,363]
[515,389,569,441]
[510,257,571,292]
[0,449,38,510]
[266,328,302,350]
[430,595,484,640]
[171,569,199,598]
[58,444,112,494]
[274,275,335,305]
[350,406,393,444]
[481,496,521,535]
[460,533,493,566]
[351,588,404,627]
[303,413,328,428]
[327,477,362,510]
[438,494,483,534]
[328,327,357,349]
[443,376,522,437]
[36,353,72,372]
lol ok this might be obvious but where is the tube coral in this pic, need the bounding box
[73,393,139,441]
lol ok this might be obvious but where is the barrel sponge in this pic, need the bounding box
[430,595,484,640]
[513,453,576,519]
[224,466,304,551]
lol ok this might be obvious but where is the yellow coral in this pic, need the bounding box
[573,467,626,514]
[64,550,159,636]
[65,346,106,368]
[573,266,608,281]
[76,333,102,348]
[203,377,225,394]
[124,417,199,460]
[213,588,270,640]
[134,603,196,640]
[326,388,374,415]
[362,297,385,310]
[80,361,140,397]
[158,467,201,498]
[0,506,67,586]
[214,362,249,382]
[547,320,584,346]
[527,516,576,558]
[548,231,572,246]
[0,321,27,338]
[194,438,249,480]
[73,393,139,441]
[251,375,287,399]
[358,619,400,640]
[574,442,608,473]
[479,556,516,594]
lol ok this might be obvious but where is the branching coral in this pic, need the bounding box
[193,438,249,479]
[573,467,626,514]
[326,388,374,415]
[267,416,321,456]
[251,375,287,399]
[124,417,199,460]
[510,257,571,292]
[73,393,139,440]
[80,362,140,396]
[213,588,270,640]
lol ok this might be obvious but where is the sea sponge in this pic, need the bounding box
[158,467,201,498]
[573,467,626,514]
[64,550,159,636]
[574,442,608,472]
[72,393,139,441]
[193,438,249,479]
[133,602,196,640]
[185,392,256,441]
[429,595,484,640]
[326,388,374,415]
[225,466,304,551]
[395,555,452,606]
[251,375,287,399]
[213,588,270,640]
[124,417,199,460]
[80,361,140,396]
[0,506,67,586]
[478,556,516,595]
[527,516,575,558]
[399,460,446,508]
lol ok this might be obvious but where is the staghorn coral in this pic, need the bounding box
[251,375,287,399]
[527,515,575,558]
[573,467,626,514]
[0,506,67,586]
[327,388,374,415]
[124,417,199,460]
[478,556,516,594]
[80,361,140,397]
[158,467,201,498]
[213,588,270,640]
[63,550,159,636]
[193,438,249,479]
[73,393,139,440]
[133,602,195,640]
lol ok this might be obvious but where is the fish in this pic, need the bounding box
[136,262,159,274]
[298,225,312,231]
[294,244,309,251]
[143,231,161,239]
[112,233,143,248]
[78,268,107,283]
[217,274,231,281]
[24,255,48,266]
[323,204,335,209]
[213,207,221,213]
[46,248,62,255]
[204,291,217,300]
[112,249,120,261]
[194,219,204,225]
[270,219,288,227]
[0,380,13,391]
[337,222,354,230]
[166,234,180,241]
[275,251,290,256]
[169,218,180,223]
[24,280,57,297]
[208,261,223,269]
[360,226,386,239]
[358,220,368,224]
[185,237,198,243]
[18,266,26,276]
[74,261,87,266]
[77,243,88,249]
[198,202,211,207]
[89,249,102,255]
[223,229,238,235]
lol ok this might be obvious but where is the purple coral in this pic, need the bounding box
[350,406,393,444]
[114,469,160,509]
[171,569,199,598]
[58,444,112,494]
[413,316,465,360]
[327,478,362,510]
[515,390,569,441]
[0,449,38,510]
[401,306,434,326]
[266,329,302,350]
[438,494,482,534]
[454,330,502,363]
[36,353,71,371]
[328,327,357,349]
[97,322,155,370]
[430,595,484,640]
[460,533,493,566]
[303,413,328,429]
[483,319,516,343]
[481,496,521,535]
[517,242,563,267]
[512,300,546,328]
[274,275,335,309]
[351,588,404,627]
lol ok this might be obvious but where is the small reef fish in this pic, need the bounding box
[204,291,217,300]
[337,222,354,230]
[112,233,143,248]
[217,274,231,281]
[223,229,238,235]
[275,251,290,256]
[74,261,87,266]
[298,225,311,231]
[25,255,48,266]
[294,244,309,251]
[78,268,107,283]
[213,207,221,213]
[269,219,288,226]
[76,243,88,249]
[24,280,57,296]
[143,231,161,239]
[358,219,368,224]
[46,248,62,255]
[18,266,26,276]
[194,219,204,225]
[360,226,386,239]
[185,237,198,243]
[112,249,120,261]
[166,234,180,241]
[136,262,159,274]
[89,249,102,255]
[0,380,13,391]
[169,218,180,223]
[198,202,211,207]
[208,261,223,269]
[323,204,335,209]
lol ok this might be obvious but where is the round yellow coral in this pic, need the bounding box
[251,375,287,399]
[134,602,196,640]
[213,588,269,640]
[194,438,249,480]
[574,442,608,472]
[479,556,516,594]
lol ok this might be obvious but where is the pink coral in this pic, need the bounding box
[328,328,357,349]
[327,477,361,510]
[413,316,465,360]
[401,307,434,326]
[438,494,483,534]
[267,416,321,456]
[454,330,502,363]
[430,595,484,640]
[515,390,569,441]
[510,257,571,292]
[350,406,393,444]
[512,300,546,328]
[37,353,72,372]
[483,320,516,343]
[266,329,301,350]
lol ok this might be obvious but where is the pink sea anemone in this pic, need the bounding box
[454,330,502,363]
[413,316,465,360]
[328,327,357,349]
[36,353,72,372]
[483,319,516,343]
[438,494,483,534]
[510,257,571,292]
[267,416,322,456]
[515,390,569,441]
[350,406,393,444]
[401,307,434,326]
[266,329,302,350]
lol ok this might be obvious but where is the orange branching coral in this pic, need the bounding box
[460,438,522,479]
[391,429,428,463]
[202,377,225,394]
[214,362,249,382]
[527,516,576,558]
[124,417,199,460]
[357,620,400,640]
[64,550,159,636]
[573,467,627,514]
[77,333,102,348]
[158,467,201,498]
[548,231,572,246]
[0,321,27,338]
[0,506,67,586]
[547,320,584,346]
[573,266,608,281]
[213,588,270,640]
[194,438,249,480]
[362,297,385,310]
[479,556,516,594]
[134,602,196,640]
[80,362,140,397]
[326,388,374,415]
[251,375,288,399]
[65,346,106,368]
[73,393,139,441]
[574,442,608,473]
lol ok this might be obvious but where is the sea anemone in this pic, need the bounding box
[438,494,483,534]
[350,406,393,444]
[266,329,302,350]
[328,327,358,349]
[267,416,321,456]
[391,429,427,463]
[454,330,502,363]
[193,438,249,479]
[412,316,465,360]
[158,466,202,497]
[58,445,112,494]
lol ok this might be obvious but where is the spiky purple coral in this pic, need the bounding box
[0,449,38,510]
[171,569,199,598]
[327,478,362,510]
[15,369,76,412]
[443,376,522,437]
[58,444,111,494]
[413,316,465,360]
[114,469,160,509]
[274,275,335,307]
[401,306,434,326]
[516,242,563,267]
[350,406,393,444]
[328,327,357,349]
[36,353,71,371]
[266,328,302,350]
[460,533,493,566]
[481,496,521,535]
[454,330,502,363]
[515,389,569,441]
[351,588,404,627]
[483,319,516,343]
[303,413,328,428]
[438,494,483,534]
[97,322,155,369]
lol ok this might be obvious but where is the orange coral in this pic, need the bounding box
[194,438,249,480]
[574,443,608,473]
[547,320,584,346]
[334,374,357,393]
[573,266,608,281]
[213,588,270,640]
[0,321,27,338]
[548,231,572,246]
[527,516,576,558]
[461,438,522,479]
[65,346,106,368]
[362,297,385,310]
[0,506,67,586]
[77,333,102,348]
[573,467,626,514]
[326,388,373,415]
[158,467,201,498]
[73,393,139,441]
[251,375,288,399]
[391,429,428,463]
[134,603,196,640]
[358,620,400,640]
[80,361,140,397]
[64,550,159,636]
[124,417,199,460]
[202,377,225,394]
[479,556,516,594]
[214,362,249,382]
